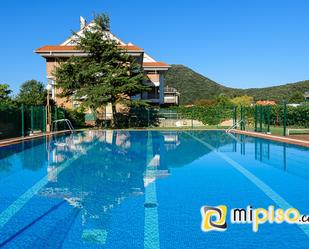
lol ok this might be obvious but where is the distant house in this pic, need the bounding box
[35,16,179,110]
[256,100,276,106]
[305,91,309,102]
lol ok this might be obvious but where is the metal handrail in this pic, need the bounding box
[52,119,75,133]
[226,119,245,133]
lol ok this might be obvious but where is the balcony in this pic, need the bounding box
[164,96,179,105]
[164,86,180,105]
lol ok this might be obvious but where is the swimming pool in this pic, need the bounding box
[0,130,308,248]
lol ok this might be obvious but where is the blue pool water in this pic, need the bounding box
[0,130,308,248]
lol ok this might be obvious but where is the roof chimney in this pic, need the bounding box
[80,16,87,30]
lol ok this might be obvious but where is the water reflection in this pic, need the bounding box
[41,131,150,244]
[0,138,47,172]
[0,130,308,246]
[220,133,309,179]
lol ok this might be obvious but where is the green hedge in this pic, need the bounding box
[270,105,308,127]
[166,104,309,128]
[168,104,234,125]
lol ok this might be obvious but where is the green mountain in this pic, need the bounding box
[165,64,309,104]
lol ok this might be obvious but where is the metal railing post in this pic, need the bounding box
[283,101,287,136]
[42,106,46,132]
[233,106,237,127]
[259,105,263,132]
[267,106,270,133]
[55,107,58,131]
[254,105,258,132]
[240,106,244,130]
[30,106,34,133]
[21,104,24,137]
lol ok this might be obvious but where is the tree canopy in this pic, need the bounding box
[53,13,147,126]
[0,84,15,109]
[16,80,46,106]
[231,95,253,107]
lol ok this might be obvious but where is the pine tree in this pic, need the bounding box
[53,13,148,127]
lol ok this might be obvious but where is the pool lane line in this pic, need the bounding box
[186,132,309,237]
[144,131,160,249]
[0,200,66,247]
[0,138,99,230]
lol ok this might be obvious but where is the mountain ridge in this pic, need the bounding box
[165,64,309,104]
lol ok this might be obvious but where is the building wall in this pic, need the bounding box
[46,58,73,109]
[45,57,167,109]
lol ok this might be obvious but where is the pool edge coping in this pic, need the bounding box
[3,128,308,148]
[0,130,78,148]
[230,129,309,148]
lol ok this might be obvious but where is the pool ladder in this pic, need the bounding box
[226,119,245,133]
[52,119,75,133]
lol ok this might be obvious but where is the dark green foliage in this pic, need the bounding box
[0,84,15,110]
[64,109,86,128]
[16,80,46,106]
[0,107,21,139]
[165,64,309,104]
[288,91,305,103]
[0,84,12,101]
[53,13,147,127]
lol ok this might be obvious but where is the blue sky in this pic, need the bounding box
[1,0,309,93]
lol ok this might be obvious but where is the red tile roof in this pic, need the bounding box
[143,62,170,68]
[256,100,276,106]
[36,46,78,51]
[36,45,143,52]
[120,44,143,51]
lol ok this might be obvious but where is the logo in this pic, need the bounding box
[200,205,227,232]
[200,205,309,233]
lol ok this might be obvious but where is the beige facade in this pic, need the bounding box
[36,16,177,121]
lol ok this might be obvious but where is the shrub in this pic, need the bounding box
[64,109,86,128]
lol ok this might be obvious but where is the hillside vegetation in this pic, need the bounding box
[165,64,309,104]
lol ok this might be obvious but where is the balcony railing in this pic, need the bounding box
[164,86,179,93]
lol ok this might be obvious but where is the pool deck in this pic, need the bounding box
[231,129,309,147]
[0,130,72,148]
